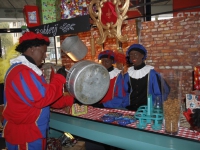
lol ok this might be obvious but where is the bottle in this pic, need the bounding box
[154,96,162,109]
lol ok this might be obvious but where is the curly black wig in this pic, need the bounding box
[15,39,50,53]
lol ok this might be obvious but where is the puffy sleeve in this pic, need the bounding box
[149,70,162,103]
[11,68,66,108]
[103,73,129,108]
[123,72,131,106]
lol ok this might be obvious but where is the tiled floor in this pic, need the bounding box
[85,140,107,150]
[76,137,120,150]
[0,136,120,150]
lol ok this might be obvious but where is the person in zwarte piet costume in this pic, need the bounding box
[93,50,129,109]
[2,31,74,150]
[124,44,170,111]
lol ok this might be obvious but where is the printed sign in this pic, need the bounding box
[29,15,91,37]
[28,11,37,23]
[173,0,200,17]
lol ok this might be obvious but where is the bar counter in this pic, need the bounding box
[49,107,200,150]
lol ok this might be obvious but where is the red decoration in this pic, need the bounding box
[114,52,126,65]
[101,2,117,25]
[19,32,50,44]
[23,5,40,27]
[194,66,200,90]
[183,108,193,127]
[126,9,142,19]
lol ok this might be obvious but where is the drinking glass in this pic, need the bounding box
[161,71,182,135]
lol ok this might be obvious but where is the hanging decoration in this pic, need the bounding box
[23,5,41,27]
[89,0,129,44]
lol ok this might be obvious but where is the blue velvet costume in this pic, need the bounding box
[124,66,164,111]
[123,44,169,111]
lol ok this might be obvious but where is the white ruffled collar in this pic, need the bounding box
[128,65,154,79]
[109,68,121,79]
[10,55,42,76]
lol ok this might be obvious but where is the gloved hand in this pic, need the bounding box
[57,66,67,78]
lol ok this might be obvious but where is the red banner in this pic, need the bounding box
[173,0,200,17]
[127,0,144,19]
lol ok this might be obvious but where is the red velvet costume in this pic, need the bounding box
[98,50,128,108]
[2,57,74,146]
[100,68,121,103]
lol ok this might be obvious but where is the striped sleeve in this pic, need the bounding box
[11,69,65,108]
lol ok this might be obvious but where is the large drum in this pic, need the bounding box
[66,60,110,104]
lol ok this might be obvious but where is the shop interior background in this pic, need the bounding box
[0,0,173,64]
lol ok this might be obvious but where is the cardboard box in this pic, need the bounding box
[36,0,60,24]
[186,94,200,111]
[62,141,85,150]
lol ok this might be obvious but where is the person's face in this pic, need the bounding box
[129,50,144,67]
[100,58,113,69]
[31,45,47,67]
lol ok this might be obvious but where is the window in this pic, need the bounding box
[13,22,16,27]
[14,33,17,37]
[56,36,60,42]
[45,36,62,65]
[0,22,62,65]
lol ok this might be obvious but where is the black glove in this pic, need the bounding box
[92,103,104,108]
[57,66,67,78]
